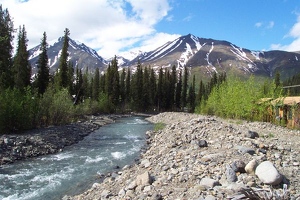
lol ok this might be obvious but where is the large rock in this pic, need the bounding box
[255,161,283,185]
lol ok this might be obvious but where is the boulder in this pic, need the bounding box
[255,161,282,185]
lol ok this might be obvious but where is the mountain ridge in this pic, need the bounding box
[28,33,300,80]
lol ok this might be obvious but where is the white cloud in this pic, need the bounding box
[271,15,300,52]
[0,0,174,58]
[255,21,274,29]
[255,22,263,28]
[266,21,274,29]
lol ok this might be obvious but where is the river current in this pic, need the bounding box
[0,116,153,200]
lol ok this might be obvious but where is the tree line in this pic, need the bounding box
[0,5,202,133]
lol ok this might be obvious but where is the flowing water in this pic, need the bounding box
[0,116,153,200]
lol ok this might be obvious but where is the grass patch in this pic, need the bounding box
[154,122,166,131]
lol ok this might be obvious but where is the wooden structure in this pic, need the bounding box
[271,96,300,128]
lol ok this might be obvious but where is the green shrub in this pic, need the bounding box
[0,87,38,133]
[154,122,166,131]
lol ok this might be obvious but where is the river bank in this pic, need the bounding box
[0,115,118,165]
[69,112,300,200]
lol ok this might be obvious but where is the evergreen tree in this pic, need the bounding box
[142,67,150,111]
[170,65,177,109]
[175,70,182,110]
[74,67,83,104]
[157,67,164,111]
[92,68,100,100]
[35,31,49,94]
[120,68,126,109]
[0,5,14,89]
[125,68,131,105]
[57,28,70,89]
[196,79,205,104]
[187,75,196,112]
[12,25,31,90]
[110,56,120,107]
[181,66,188,109]
[149,68,157,110]
[131,61,143,111]
[275,71,281,89]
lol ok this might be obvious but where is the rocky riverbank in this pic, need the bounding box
[69,112,300,200]
[0,115,117,165]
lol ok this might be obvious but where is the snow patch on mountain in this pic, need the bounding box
[177,43,194,67]
[190,34,202,52]
[230,44,254,64]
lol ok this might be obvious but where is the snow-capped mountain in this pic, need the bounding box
[29,37,108,74]
[28,33,300,81]
[124,34,300,80]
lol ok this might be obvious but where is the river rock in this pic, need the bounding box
[199,140,208,147]
[199,177,220,188]
[226,165,237,182]
[235,145,255,155]
[245,159,258,174]
[255,161,283,185]
[136,171,152,186]
[231,160,246,173]
[245,130,259,139]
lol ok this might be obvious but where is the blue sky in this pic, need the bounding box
[0,0,299,58]
[162,0,299,51]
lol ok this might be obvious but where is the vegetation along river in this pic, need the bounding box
[0,116,153,200]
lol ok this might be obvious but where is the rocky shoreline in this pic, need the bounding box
[69,112,300,200]
[0,115,117,165]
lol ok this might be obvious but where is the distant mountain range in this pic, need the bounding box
[28,34,300,80]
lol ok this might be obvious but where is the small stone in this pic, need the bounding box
[255,161,283,185]
[199,140,208,147]
[101,189,111,198]
[231,160,246,173]
[226,165,237,182]
[235,146,255,155]
[245,159,258,175]
[136,171,152,186]
[118,188,126,197]
[205,195,216,200]
[199,177,220,188]
[245,130,259,139]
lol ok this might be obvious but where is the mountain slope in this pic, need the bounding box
[29,37,108,74]
[124,34,300,80]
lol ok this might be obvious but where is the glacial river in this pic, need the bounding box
[0,116,153,200]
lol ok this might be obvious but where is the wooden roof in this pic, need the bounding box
[272,96,300,106]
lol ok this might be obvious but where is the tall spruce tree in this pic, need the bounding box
[0,5,14,89]
[12,25,31,90]
[125,68,131,105]
[35,31,49,94]
[57,28,70,89]
[120,68,126,108]
[175,70,182,110]
[157,67,164,111]
[187,75,196,112]
[170,65,177,109]
[181,66,188,109]
[92,68,100,100]
[149,68,157,109]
